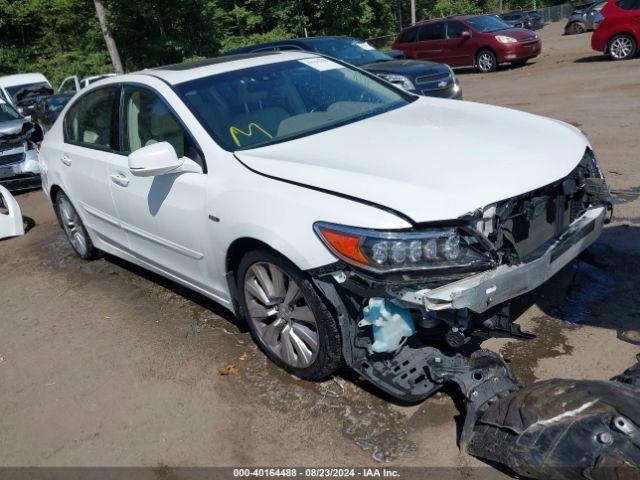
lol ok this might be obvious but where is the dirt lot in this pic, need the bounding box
[1,21,639,476]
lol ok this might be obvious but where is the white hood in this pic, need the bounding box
[235,98,588,223]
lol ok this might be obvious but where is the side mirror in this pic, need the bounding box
[128,142,202,177]
[461,31,471,39]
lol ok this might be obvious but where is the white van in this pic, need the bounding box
[0,73,52,108]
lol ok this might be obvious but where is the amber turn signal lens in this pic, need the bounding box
[318,227,368,264]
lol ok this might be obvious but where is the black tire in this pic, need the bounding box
[53,191,101,260]
[237,248,342,381]
[476,49,497,73]
[568,22,586,35]
[608,34,637,60]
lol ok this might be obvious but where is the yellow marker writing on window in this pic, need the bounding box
[229,123,273,147]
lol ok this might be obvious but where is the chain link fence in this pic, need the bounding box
[537,3,575,22]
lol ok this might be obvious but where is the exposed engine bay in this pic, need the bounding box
[307,149,632,479]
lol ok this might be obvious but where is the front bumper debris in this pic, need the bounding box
[0,184,25,239]
[397,206,606,313]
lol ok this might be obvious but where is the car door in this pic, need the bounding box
[55,85,128,248]
[413,22,446,61]
[442,21,473,66]
[107,84,210,289]
[58,76,79,94]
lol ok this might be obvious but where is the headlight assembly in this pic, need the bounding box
[496,35,518,44]
[376,73,415,91]
[314,222,493,274]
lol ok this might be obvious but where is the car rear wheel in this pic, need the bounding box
[237,249,342,380]
[54,191,100,260]
[608,34,637,60]
[568,22,585,35]
[476,50,497,73]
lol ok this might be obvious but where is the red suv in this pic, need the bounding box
[592,0,640,60]
[392,14,542,73]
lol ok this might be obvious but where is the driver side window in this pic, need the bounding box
[121,86,203,168]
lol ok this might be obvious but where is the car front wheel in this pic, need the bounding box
[237,249,342,380]
[476,50,497,73]
[609,34,637,60]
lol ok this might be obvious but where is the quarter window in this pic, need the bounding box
[616,0,640,9]
[64,87,119,150]
[121,86,202,166]
[418,23,445,41]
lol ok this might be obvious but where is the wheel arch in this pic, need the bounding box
[49,184,64,227]
[476,46,496,58]
[49,183,63,203]
[226,237,279,275]
[608,31,638,46]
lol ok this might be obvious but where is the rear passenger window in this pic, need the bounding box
[418,23,445,41]
[64,87,119,150]
[399,27,418,43]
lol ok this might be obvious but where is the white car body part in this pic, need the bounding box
[38,51,605,321]
[0,184,24,239]
[0,73,51,107]
[58,74,117,94]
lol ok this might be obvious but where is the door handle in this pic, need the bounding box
[110,173,130,187]
[60,154,72,166]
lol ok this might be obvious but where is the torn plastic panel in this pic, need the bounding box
[467,374,640,479]
[313,275,640,478]
[0,184,24,239]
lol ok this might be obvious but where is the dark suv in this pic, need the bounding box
[392,15,541,73]
[226,37,462,99]
[500,10,543,30]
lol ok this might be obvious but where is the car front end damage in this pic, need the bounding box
[0,119,42,191]
[308,149,640,477]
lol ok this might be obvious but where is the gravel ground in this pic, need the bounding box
[1,21,639,477]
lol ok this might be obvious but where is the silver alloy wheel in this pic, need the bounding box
[57,196,88,256]
[244,262,319,368]
[478,52,495,72]
[610,36,634,60]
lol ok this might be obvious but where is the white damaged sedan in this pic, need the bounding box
[39,52,611,398]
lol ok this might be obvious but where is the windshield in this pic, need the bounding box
[466,15,510,32]
[0,102,21,121]
[176,58,411,151]
[5,82,49,103]
[311,39,391,66]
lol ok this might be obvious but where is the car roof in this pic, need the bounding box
[0,73,50,88]
[122,51,321,86]
[226,36,358,54]
[411,14,477,26]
